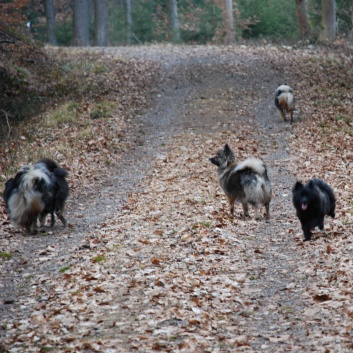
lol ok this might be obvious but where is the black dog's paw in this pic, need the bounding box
[304,231,312,241]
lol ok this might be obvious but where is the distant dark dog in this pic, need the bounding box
[292,179,336,241]
[3,158,69,234]
[210,144,272,219]
[275,84,295,123]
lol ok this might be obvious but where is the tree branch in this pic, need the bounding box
[0,29,19,44]
[0,110,12,139]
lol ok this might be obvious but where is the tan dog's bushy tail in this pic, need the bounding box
[275,85,295,123]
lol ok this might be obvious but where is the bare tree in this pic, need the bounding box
[125,0,133,45]
[93,0,108,46]
[319,0,336,43]
[223,0,234,44]
[43,0,57,45]
[73,0,90,46]
[167,0,180,43]
[295,0,311,39]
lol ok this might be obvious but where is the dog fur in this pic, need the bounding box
[209,144,272,219]
[3,158,69,234]
[292,179,336,241]
[275,84,295,123]
[36,158,69,228]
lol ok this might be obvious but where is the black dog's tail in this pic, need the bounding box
[35,158,69,211]
[310,179,336,218]
[36,158,69,179]
[53,168,69,178]
[3,178,15,208]
[36,158,60,172]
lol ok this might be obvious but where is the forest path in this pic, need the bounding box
[87,46,315,351]
[0,45,348,352]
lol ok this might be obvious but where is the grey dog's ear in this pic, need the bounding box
[224,144,231,154]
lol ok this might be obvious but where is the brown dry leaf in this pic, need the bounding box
[151,257,160,265]
[313,294,332,303]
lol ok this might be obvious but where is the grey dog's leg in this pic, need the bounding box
[39,213,46,227]
[226,194,235,215]
[242,203,250,217]
[253,205,260,219]
[265,204,270,219]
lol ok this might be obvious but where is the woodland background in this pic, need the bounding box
[0,0,351,136]
[1,0,352,47]
[2,1,353,352]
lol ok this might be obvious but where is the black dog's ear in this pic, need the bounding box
[292,181,303,193]
[307,180,317,189]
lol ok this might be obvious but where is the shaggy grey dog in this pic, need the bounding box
[210,144,272,219]
[3,158,69,234]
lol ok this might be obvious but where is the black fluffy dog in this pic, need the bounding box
[36,158,69,228]
[3,158,69,234]
[292,179,336,241]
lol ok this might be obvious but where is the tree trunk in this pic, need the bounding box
[319,0,336,43]
[295,0,311,39]
[93,0,108,46]
[223,0,234,44]
[125,0,133,45]
[43,0,57,45]
[167,0,180,43]
[73,0,90,46]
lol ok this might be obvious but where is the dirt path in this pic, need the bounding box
[1,45,350,352]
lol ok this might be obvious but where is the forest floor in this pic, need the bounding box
[1,44,353,352]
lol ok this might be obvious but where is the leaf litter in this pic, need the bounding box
[1,44,353,352]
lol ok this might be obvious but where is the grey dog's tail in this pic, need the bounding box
[234,158,272,204]
[233,157,266,176]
